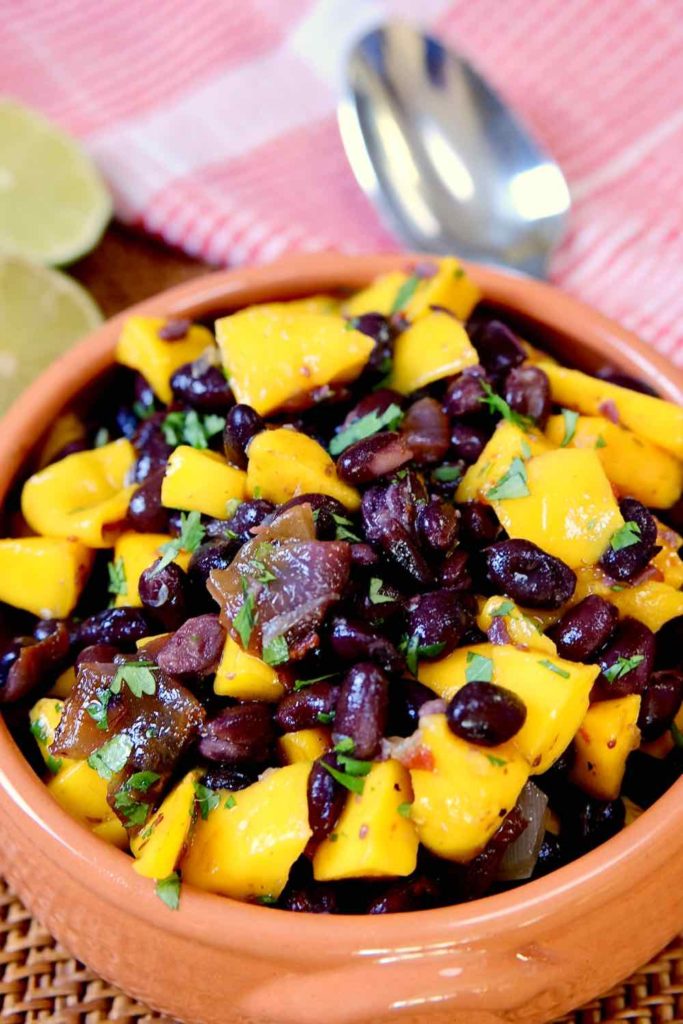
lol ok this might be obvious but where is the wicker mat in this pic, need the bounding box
[3,878,683,1024]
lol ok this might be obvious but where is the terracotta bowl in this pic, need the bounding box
[1,253,683,1024]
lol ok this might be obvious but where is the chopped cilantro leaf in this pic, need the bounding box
[486,754,507,767]
[397,802,412,818]
[595,435,607,449]
[329,403,404,456]
[538,659,570,679]
[29,718,62,773]
[233,577,257,647]
[194,782,220,820]
[400,634,446,675]
[490,600,515,618]
[262,635,289,666]
[465,651,493,683]
[151,511,205,575]
[431,464,462,484]
[127,771,160,792]
[560,408,579,447]
[610,521,642,551]
[155,872,181,910]
[87,734,133,781]
[256,894,278,905]
[316,711,335,725]
[86,688,113,730]
[487,457,529,500]
[336,753,372,777]
[331,513,361,542]
[479,380,533,431]
[368,577,393,605]
[110,663,157,698]
[113,787,151,828]
[94,427,110,448]
[334,737,355,754]
[321,760,366,794]
[390,274,421,315]
[603,654,645,683]
[161,410,226,449]
[133,399,155,421]
[225,795,237,809]
[293,673,336,692]
[107,556,127,598]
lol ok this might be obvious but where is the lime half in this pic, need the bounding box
[0,99,112,265]
[0,255,103,413]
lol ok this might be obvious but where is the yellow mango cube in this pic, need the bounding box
[389,310,479,394]
[216,307,374,416]
[214,635,285,701]
[313,760,418,881]
[344,271,410,318]
[477,596,557,655]
[50,665,77,698]
[247,427,360,511]
[608,580,683,632]
[410,715,529,861]
[493,448,624,569]
[161,445,246,518]
[539,362,683,460]
[113,532,191,608]
[181,763,312,902]
[132,770,201,879]
[571,696,641,800]
[116,316,214,403]
[92,817,129,849]
[545,414,683,509]
[253,296,339,316]
[653,519,683,589]
[29,698,71,774]
[0,537,93,617]
[456,421,551,502]
[344,259,480,322]
[278,728,331,765]
[418,643,597,774]
[21,439,136,548]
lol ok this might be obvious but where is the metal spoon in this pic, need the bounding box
[339,22,570,278]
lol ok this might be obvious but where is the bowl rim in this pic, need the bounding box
[2,250,683,956]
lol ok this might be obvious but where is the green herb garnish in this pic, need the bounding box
[107,556,127,598]
[610,521,642,551]
[155,872,181,910]
[316,711,335,726]
[110,663,157,699]
[390,274,421,315]
[490,600,515,618]
[336,753,372,777]
[321,760,366,794]
[161,410,225,449]
[400,634,446,675]
[262,635,289,666]
[329,403,404,456]
[87,734,133,781]
[94,427,110,448]
[560,408,579,447]
[603,654,645,683]
[487,457,530,501]
[595,435,607,449]
[465,651,494,683]
[331,513,362,542]
[293,673,336,692]
[233,577,257,648]
[479,380,533,431]
[431,464,462,484]
[151,511,205,576]
[334,737,355,754]
[369,577,393,605]
[486,754,507,767]
[29,718,62,774]
[538,659,570,679]
[397,802,412,818]
[86,688,113,731]
[225,795,237,809]
[194,782,220,820]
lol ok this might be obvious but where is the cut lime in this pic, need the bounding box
[0,99,112,265]
[0,256,103,413]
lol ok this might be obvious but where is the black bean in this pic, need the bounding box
[75,643,120,667]
[206,498,274,543]
[406,590,475,656]
[446,681,527,746]
[621,749,681,809]
[131,413,172,483]
[531,834,565,878]
[275,684,340,732]
[307,759,346,846]
[188,539,239,591]
[449,423,488,464]
[457,501,500,547]
[443,366,488,418]
[548,595,618,662]
[503,365,551,425]
[156,614,226,677]
[358,578,403,627]
[416,499,459,556]
[400,398,450,465]
[223,404,264,468]
[637,670,683,742]
[350,543,379,568]
[170,360,233,412]
[336,432,413,485]
[594,617,655,699]
[361,472,428,541]
[276,493,348,540]
[76,607,151,650]
[199,703,274,763]
[599,498,658,582]
[387,678,437,737]
[595,367,659,397]
[340,389,403,431]
[281,884,338,914]
[201,765,257,791]
[367,876,439,914]
[350,312,393,346]
[468,319,525,378]
[439,550,473,590]
[115,404,139,440]
[329,617,404,674]
[562,790,625,856]
[333,662,389,759]
[482,539,576,609]
[133,373,156,413]
[138,561,190,631]
[127,468,169,533]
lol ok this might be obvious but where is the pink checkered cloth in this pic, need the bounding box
[5,0,683,361]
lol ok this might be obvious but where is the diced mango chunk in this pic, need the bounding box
[29,698,71,773]
[92,817,129,848]
[215,307,374,417]
[278,728,331,764]
[344,271,410,318]
[653,520,683,590]
[493,448,624,569]
[389,310,479,394]
[256,296,339,316]
[539,362,683,460]
[214,635,285,701]
[410,715,529,862]
[344,259,480,322]
[545,414,683,509]
[0,537,93,617]
[571,696,641,800]
[116,316,214,403]
[313,760,418,881]
[418,643,597,774]
[113,531,191,608]
[247,427,360,511]
[456,421,551,502]
[608,580,683,632]
[181,763,312,902]
[161,445,246,518]
[50,665,77,698]
[131,770,201,879]
[477,596,557,654]
[21,439,136,548]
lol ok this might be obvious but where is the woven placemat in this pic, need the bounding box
[2,876,683,1024]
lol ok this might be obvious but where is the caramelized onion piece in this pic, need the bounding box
[0,623,69,704]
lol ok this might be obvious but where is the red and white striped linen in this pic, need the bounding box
[3,0,682,360]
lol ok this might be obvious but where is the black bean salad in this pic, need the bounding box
[3,257,683,914]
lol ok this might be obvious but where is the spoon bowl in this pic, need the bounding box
[339,22,571,277]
